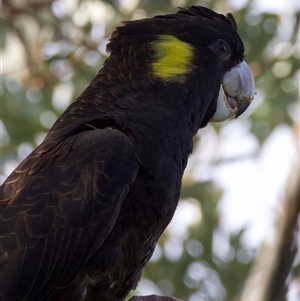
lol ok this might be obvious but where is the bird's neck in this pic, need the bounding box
[46,68,215,180]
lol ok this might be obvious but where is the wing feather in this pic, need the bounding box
[0,127,139,300]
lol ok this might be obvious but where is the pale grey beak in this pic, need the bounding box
[210,61,256,122]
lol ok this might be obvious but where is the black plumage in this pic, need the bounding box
[1,6,250,301]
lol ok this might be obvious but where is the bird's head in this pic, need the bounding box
[105,6,255,126]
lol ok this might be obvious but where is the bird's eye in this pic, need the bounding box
[217,40,228,53]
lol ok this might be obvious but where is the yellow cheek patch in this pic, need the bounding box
[150,35,194,83]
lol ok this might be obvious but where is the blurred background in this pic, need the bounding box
[1,0,299,300]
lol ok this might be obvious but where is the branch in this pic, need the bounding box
[2,0,53,15]
[129,295,183,301]
[240,146,300,301]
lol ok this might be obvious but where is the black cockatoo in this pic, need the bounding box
[0,6,255,301]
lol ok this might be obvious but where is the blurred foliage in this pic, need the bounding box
[1,0,299,300]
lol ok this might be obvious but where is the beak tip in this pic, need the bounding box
[235,99,252,118]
